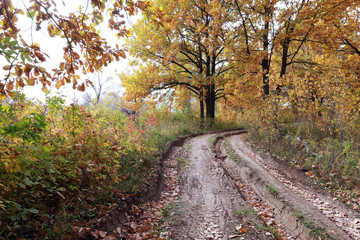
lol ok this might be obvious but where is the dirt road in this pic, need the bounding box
[169,132,272,239]
[118,131,359,239]
[167,131,360,240]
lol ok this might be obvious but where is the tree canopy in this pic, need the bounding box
[1,0,359,124]
[0,0,152,98]
[122,0,240,122]
[122,0,359,124]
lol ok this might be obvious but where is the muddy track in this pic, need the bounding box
[217,133,360,240]
[112,130,359,240]
[169,131,274,239]
[168,131,360,240]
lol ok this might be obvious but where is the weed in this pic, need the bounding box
[208,135,217,146]
[161,203,173,218]
[235,209,248,216]
[223,141,246,166]
[251,209,258,216]
[178,158,188,164]
[184,143,192,152]
[303,221,314,229]
[303,221,328,238]
[266,226,281,240]
[291,211,304,220]
[267,185,279,196]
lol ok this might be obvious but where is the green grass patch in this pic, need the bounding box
[223,140,247,166]
[290,211,304,220]
[267,185,279,196]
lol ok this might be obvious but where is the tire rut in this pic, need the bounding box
[177,136,244,239]
[170,133,274,239]
[222,133,359,240]
[131,130,359,240]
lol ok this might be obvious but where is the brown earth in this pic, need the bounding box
[168,132,274,239]
[93,131,360,239]
[167,131,360,240]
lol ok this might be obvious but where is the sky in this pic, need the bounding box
[1,0,139,104]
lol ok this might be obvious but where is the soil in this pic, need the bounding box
[168,132,273,239]
[224,134,360,239]
[99,131,360,240]
[167,131,359,240]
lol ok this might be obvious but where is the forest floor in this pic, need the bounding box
[100,131,360,240]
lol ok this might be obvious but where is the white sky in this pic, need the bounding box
[1,0,140,104]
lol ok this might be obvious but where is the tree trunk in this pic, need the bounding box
[205,84,216,126]
[200,95,205,128]
[278,22,292,93]
[261,9,270,96]
[262,62,270,96]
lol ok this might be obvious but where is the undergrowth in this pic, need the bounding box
[0,92,239,239]
[244,105,360,210]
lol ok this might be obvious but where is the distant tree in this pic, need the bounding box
[82,72,114,105]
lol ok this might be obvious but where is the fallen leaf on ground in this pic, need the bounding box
[99,231,107,238]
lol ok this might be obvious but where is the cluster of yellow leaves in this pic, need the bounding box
[212,0,360,129]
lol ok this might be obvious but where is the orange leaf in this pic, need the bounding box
[91,229,99,239]
[7,81,14,90]
[24,64,32,77]
[305,171,315,177]
[35,51,46,62]
[29,77,35,86]
[18,78,25,87]
[34,67,40,76]
[15,66,23,76]
[3,65,11,70]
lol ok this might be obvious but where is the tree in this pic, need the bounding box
[82,72,114,105]
[229,0,355,96]
[122,0,236,123]
[121,0,359,132]
[0,0,150,98]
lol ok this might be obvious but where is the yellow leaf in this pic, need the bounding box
[0,94,6,100]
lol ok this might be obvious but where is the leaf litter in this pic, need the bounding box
[124,146,181,239]
[101,131,359,239]
[226,134,360,240]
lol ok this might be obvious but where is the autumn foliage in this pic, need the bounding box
[0,92,166,238]
[122,0,360,209]
[0,0,153,97]
[1,0,360,238]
